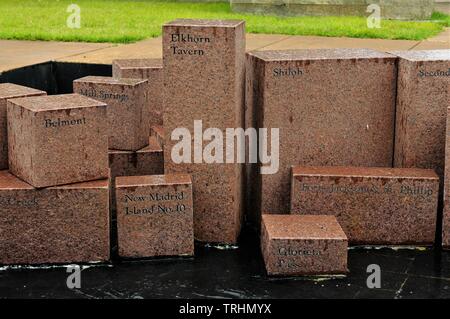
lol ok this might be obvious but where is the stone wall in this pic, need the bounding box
[230,0,435,20]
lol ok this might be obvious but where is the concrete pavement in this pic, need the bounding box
[1,29,448,72]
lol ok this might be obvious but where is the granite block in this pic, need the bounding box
[291,166,439,245]
[261,214,348,276]
[0,170,110,265]
[443,106,450,249]
[392,50,450,177]
[73,76,149,151]
[0,83,46,170]
[109,137,164,211]
[246,49,397,223]
[109,136,164,180]
[163,19,246,244]
[151,125,164,148]
[112,58,163,129]
[7,93,109,188]
[116,174,194,258]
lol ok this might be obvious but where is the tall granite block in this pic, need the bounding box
[0,83,46,170]
[444,106,450,249]
[291,166,439,245]
[116,174,194,258]
[392,50,450,177]
[163,19,245,244]
[112,59,163,129]
[73,76,149,151]
[261,214,348,276]
[0,170,109,265]
[246,49,397,222]
[7,94,109,188]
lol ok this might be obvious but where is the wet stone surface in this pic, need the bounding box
[0,230,449,299]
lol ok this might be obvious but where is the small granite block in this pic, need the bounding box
[109,136,164,179]
[73,76,149,151]
[115,174,194,258]
[112,58,163,129]
[392,50,450,177]
[246,49,397,224]
[261,214,348,276]
[109,137,164,211]
[0,83,46,170]
[150,125,164,148]
[7,93,109,188]
[291,166,439,245]
[443,106,450,249]
[0,170,110,265]
[163,19,246,244]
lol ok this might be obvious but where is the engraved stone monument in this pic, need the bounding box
[116,174,194,257]
[7,94,109,188]
[291,166,439,245]
[261,214,348,276]
[163,19,245,244]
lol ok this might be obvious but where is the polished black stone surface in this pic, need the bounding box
[1,230,449,299]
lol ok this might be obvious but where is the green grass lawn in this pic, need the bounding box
[0,0,448,43]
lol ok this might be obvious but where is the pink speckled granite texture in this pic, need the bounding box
[0,83,46,170]
[115,174,194,258]
[151,125,164,148]
[112,59,164,130]
[7,93,109,188]
[391,50,450,177]
[73,76,149,151]
[109,137,164,179]
[443,106,450,249]
[291,166,439,245]
[261,214,348,276]
[163,19,245,244]
[0,170,110,265]
[246,49,397,226]
[109,136,164,211]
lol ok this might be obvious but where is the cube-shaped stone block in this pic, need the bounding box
[73,76,149,151]
[116,174,194,258]
[261,214,348,276]
[7,93,109,188]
